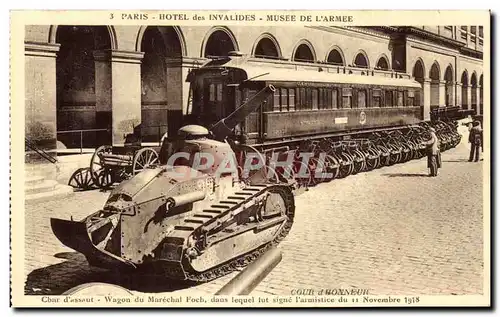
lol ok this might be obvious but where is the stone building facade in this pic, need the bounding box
[24,25,484,156]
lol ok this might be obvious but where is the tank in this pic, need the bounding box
[50,85,296,282]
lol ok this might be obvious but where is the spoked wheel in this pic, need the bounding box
[292,160,315,189]
[388,146,402,165]
[132,148,159,175]
[323,154,340,181]
[337,153,354,178]
[90,145,113,189]
[365,149,380,171]
[68,167,96,191]
[351,150,366,175]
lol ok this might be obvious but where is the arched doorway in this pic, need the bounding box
[56,26,112,149]
[140,26,183,142]
[461,71,469,110]
[479,74,483,115]
[376,56,390,70]
[353,52,369,68]
[254,35,280,59]
[326,48,344,66]
[293,42,315,63]
[412,59,425,107]
[471,73,478,115]
[444,65,454,107]
[429,62,440,108]
[204,29,238,57]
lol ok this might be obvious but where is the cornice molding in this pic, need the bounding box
[24,41,60,58]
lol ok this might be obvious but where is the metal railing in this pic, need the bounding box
[25,137,57,164]
[57,128,110,154]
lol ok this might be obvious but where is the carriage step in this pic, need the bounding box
[174,225,195,231]
[243,188,261,192]
[185,219,205,224]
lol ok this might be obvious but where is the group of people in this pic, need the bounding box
[423,119,483,177]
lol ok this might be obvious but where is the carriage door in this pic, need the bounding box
[204,79,235,124]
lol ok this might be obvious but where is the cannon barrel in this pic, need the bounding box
[210,85,276,140]
[165,191,206,208]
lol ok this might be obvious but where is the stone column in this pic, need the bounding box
[93,50,112,144]
[24,41,60,161]
[423,79,431,121]
[455,82,462,108]
[466,85,472,110]
[110,50,144,147]
[438,80,446,107]
[476,85,482,115]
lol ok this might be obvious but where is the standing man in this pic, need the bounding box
[424,127,441,176]
[468,121,483,162]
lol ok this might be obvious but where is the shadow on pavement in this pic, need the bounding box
[382,173,430,177]
[442,159,472,163]
[25,252,200,295]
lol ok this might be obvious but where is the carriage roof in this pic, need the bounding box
[188,57,422,89]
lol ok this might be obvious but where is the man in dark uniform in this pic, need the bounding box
[468,121,483,162]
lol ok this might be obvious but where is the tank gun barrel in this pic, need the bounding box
[210,85,276,140]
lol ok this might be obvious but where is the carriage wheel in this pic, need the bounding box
[68,167,96,191]
[96,169,113,189]
[132,148,159,175]
[90,145,112,188]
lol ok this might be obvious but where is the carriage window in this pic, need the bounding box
[318,88,332,109]
[243,88,259,113]
[280,88,288,111]
[312,89,319,110]
[296,88,307,110]
[305,88,313,110]
[209,84,216,102]
[273,89,281,111]
[372,89,381,107]
[332,89,338,109]
[397,91,404,107]
[357,89,367,108]
[385,90,393,107]
[288,88,295,111]
[407,90,415,107]
[342,88,352,109]
[216,84,223,101]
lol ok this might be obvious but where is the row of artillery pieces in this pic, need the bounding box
[68,120,462,192]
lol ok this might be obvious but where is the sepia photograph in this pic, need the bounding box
[10,10,490,307]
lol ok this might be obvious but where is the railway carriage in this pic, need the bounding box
[185,53,424,149]
[182,52,460,186]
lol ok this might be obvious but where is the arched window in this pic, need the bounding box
[204,29,238,57]
[353,52,369,68]
[376,56,389,70]
[254,35,280,59]
[326,48,344,66]
[293,43,315,63]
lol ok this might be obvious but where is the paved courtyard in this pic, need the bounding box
[24,136,485,296]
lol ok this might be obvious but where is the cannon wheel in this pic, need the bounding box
[90,145,113,188]
[132,148,159,175]
[68,167,96,191]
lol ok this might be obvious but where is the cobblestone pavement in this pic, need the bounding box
[23,136,485,297]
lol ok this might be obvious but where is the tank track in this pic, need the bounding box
[157,184,295,283]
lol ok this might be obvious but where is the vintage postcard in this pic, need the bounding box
[10,10,490,307]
